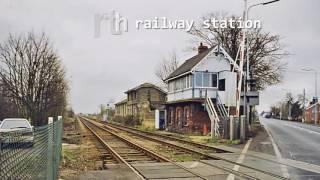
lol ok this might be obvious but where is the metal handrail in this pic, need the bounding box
[205,97,220,137]
[216,93,228,118]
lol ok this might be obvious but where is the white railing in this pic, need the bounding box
[205,97,220,138]
[216,93,228,118]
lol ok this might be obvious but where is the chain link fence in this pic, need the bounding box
[0,119,63,180]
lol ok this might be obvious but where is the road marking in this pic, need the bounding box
[226,138,252,180]
[283,123,320,136]
[263,123,290,178]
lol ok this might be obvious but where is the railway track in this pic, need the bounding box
[77,116,118,168]
[84,117,289,180]
[105,120,290,168]
[105,121,229,154]
[79,117,208,180]
[102,121,296,174]
[81,117,289,180]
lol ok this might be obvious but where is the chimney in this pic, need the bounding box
[198,42,208,54]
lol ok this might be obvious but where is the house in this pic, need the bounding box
[164,43,259,136]
[115,82,167,128]
[305,101,320,123]
[114,99,127,117]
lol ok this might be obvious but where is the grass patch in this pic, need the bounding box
[225,139,241,145]
[62,146,81,168]
[188,135,215,144]
[181,135,241,146]
[155,145,202,162]
[173,154,200,162]
[136,125,155,132]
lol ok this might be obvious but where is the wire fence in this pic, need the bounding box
[0,119,63,180]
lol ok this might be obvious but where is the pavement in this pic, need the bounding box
[248,122,276,156]
[78,164,141,180]
[260,117,320,179]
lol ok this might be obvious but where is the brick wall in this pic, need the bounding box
[305,104,320,123]
[190,103,210,135]
[166,102,211,135]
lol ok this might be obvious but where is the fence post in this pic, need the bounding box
[240,115,246,144]
[47,117,54,180]
[230,116,234,141]
[54,116,63,179]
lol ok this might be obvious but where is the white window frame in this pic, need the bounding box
[194,72,218,88]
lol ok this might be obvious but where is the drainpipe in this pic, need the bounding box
[192,73,195,98]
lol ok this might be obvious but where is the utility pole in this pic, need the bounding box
[280,88,288,120]
[105,104,110,122]
[241,0,281,135]
[237,0,247,143]
[315,71,318,125]
[236,0,247,118]
[303,88,306,123]
[288,101,292,120]
[236,0,281,143]
[280,104,282,120]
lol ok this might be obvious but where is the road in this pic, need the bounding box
[260,117,320,179]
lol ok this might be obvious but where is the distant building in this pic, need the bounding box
[115,99,127,117]
[164,43,259,135]
[305,102,320,123]
[114,83,167,128]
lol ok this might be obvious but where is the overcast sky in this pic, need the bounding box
[1,0,319,113]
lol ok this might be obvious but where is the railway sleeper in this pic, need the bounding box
[124,158,155,162]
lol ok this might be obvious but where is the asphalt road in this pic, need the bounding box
[260,117,320,179]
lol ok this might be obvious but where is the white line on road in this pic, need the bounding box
[283,123,320,136]
[263,123,290,178]
[226,138,252,180]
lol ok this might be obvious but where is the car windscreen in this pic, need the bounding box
[0,120,30,129]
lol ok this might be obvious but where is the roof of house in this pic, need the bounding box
[125,82,167,94]
[306,101,320,110]
[165,98,205,104]
[165,47,213,81]
[114,99,127,105]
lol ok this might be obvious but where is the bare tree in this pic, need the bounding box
[189,12,288,90]
[155,51,179,89]
[271,93,304,121]
[285,92,294,104]
[0,81,19,120]
[0,32,68,126]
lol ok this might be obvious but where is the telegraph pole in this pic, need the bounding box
[303,88,306,123]
[315,71,318,125]
[238,0,280,143]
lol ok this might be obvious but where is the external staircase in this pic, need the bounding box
[205,94,229,138]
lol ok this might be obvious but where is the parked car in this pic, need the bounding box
[0,118,34,148]
[263,112,272,118]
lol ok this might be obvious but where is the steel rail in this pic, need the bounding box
[80,117,208,180]
[107,121,298,172]
[79,118,147,179]
[107,121,228,153]
[102,120,289,180]
[103,122,261,180]
[106,121,297,175]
